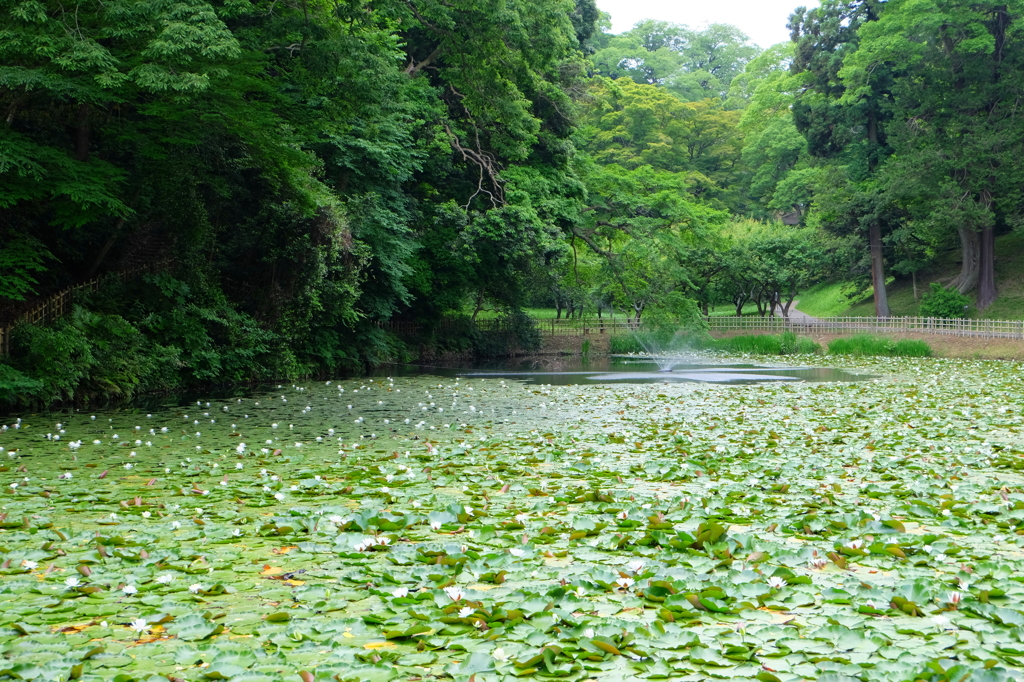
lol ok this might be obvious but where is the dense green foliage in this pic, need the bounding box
[4,0,1024,407]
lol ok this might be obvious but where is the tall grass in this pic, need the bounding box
[827,334,932,357]
[610,331,820,356]
[711,332,820,355]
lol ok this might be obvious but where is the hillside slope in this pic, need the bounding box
[799,231,1024,319]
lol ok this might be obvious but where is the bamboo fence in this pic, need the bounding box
[372,314,1024,340]
[705,315,1024,339]
[0,260,172,357]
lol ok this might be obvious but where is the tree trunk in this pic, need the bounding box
[781,290,796,318]
[868,219,890,317]
[471,291,485,321]
[949,226,979,294]
[734,289,747,316]
[978,223,997,309]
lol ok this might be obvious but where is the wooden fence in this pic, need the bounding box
[377,317,641,338]
[0,260,173,357]
[378,314,1024,340]
[706,315,1024,340]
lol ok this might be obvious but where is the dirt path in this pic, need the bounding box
[786,301,817,322]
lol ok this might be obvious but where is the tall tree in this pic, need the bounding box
[789,0,893,317]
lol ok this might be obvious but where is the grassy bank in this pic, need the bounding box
[798,231,1024,319]
[611,331,937,359]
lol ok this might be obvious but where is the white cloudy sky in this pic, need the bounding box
[595,0,820,48]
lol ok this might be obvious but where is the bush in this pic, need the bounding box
[0,363,44,405]
[828,334,932,357]
[920,283,971,319]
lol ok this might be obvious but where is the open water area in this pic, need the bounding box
[2,353,1024,681]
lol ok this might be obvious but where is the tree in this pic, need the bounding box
[570,161,729,321]
[582,78,746,210]
[665,24,761,101]
[788,0,893,317]
[589,21,761,101]
[843,0,1024,310]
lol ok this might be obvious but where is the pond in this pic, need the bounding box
[393,356,869,385]
[0,354,1022,682]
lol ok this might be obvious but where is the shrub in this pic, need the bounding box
[828,334,932,357]
[610,335,644,354]
[0,364,44,405]
[920,283,971,319]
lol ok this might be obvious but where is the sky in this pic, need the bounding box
[595,0,820,48]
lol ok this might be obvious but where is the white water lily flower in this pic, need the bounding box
[130,618,149,633]
[22,560,38,569]
[616,577,635,589]
[584,628,595,638]
[443,586,464,602]
[931,615,952,628]
[156,574,174,584]
[948,591,963,605]
[188,584,203,594]
[122,585,138,596]
[492,647,509,662]
[274,493,285,501]
[429,521,442,531]
[458,606,474,618]
[392,587,409,598]
[64,576,80,588]
[627,560,645,574]
[509,548,525,557]
[171,521,181,530]
[328,515,344,524]
[767,577,787,589]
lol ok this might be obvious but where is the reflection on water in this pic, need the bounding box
[378,356,868,385]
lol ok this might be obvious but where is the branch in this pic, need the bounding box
[404,44,445,76]
[442,121,505,209]
[569,226,614,259]
[405,1,453,36]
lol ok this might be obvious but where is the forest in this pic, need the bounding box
[2,0,1024,406]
